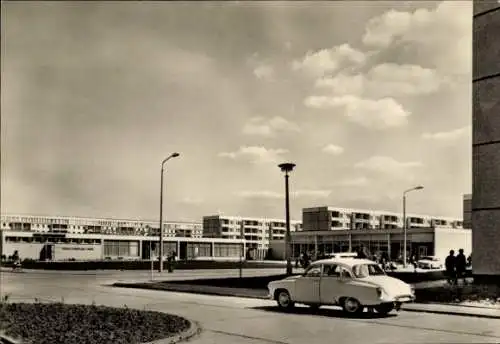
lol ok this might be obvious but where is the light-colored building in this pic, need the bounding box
[472,1,500,280]
[202,215,302,259]
[463,194,472,229]
[0,214,203,238]
[0,229,245,262]
[0,214,245,261]
[269,227,472,264]
[302,206,463,232]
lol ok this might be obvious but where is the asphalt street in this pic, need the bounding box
[1,269,499,344]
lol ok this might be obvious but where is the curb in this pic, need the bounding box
[113,282,269,300]
[144,320,202,344]
[402,307,500,319]
[114,282,500,320]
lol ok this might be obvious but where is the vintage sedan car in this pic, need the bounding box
[417,256,443,270]
[267,258,415,315]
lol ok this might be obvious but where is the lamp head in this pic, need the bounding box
[278,163,296,173]
[171,152,180,158]
[414,185,424,190]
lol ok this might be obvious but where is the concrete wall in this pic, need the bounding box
[3,243,46,260]
[269,240,286,260]
[472,1,500,277]
[53,244,102,261]
[434,228,472,262]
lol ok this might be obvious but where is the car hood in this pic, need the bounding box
[359,275,412,295]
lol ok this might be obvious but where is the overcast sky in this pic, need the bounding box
[1,1,472,222]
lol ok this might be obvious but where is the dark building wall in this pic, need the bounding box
[472,1,500,277]
[463,195,472,229]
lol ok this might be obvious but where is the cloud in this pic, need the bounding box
[237,190,283,199]
[237,189,331,199]
[218,146,288,164]
[421,125,471,142]
[304,95,409,129]
[242,116,300,136]
[361,2,472,76]
[179,196,204,205]
[292,44,366,76]
[322,144,344,155]
[335,176,369,187]
[315,63,444,98]
[253,64,275,80]
[355,156,423,179]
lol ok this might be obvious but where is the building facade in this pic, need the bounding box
[463,194,472,229]
[302,206,463,232]
[0,214,203,238]
[269,227,472,263]
[202,215,302,253]
[472,1,500,279]
[0,230,245,262]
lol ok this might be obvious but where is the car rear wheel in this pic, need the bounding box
[342,297,363,314]
[375,303,394,315]
[276,290,294,310]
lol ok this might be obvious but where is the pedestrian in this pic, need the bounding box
[357,245,368,259]
[445,250,456,285]
[456,249,467,285]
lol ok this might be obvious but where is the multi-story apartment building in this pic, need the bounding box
[463,194,472,229]
[302,206,463,232]
[202,215,302,250]
[0,214,204,238]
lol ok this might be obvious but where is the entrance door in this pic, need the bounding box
[294,265,322,304]
[179,242,187,260]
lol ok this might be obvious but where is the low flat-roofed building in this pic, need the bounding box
[269,227,471,263]
[0,229,246,262]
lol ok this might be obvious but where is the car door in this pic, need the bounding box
[319,263,342,304]
[294,264,322,304]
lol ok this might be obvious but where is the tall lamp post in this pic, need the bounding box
[278,162,296,276]
[403,185,424,268]
[159,152,180,273]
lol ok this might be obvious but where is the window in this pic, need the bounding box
[352,264,385,278]
[304,265,322,277]
[322,264,341,277]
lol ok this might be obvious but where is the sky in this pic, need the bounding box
[1,1,472,223]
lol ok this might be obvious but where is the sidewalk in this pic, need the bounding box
[402,302,500,319]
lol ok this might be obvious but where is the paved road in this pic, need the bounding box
[1,270,499,344]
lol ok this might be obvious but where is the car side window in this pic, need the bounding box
[304,265,322,277]
[340,267,352,278]
[322,264,341,277]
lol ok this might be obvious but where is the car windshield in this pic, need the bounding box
[352,264,386,278]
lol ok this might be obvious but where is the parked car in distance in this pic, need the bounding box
[417,256,443,270]
[268,258,415,315]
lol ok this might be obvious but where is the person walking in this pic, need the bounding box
[445,250,456,285]
[456,249,467,285]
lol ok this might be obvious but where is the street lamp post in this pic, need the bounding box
[278,162,296,276]
[159,152,180,273]
[403,185,424,268]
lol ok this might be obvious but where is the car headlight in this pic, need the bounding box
[376,287,385,299]
[410,286,415,295]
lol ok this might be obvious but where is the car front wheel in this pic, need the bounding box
[276,290,294,310]
[375,303,394,315]
[342,297,363,314]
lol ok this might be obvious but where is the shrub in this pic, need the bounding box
[0,303,190,344]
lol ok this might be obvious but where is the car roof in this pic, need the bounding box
[311,258,375,267]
